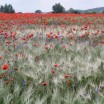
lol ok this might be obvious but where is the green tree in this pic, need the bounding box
[0,5,4,12]
[0,4,15,13]
[68,8,74,13]
[52,3,65,13]
[66,8,80,14]
[35,10,42,13]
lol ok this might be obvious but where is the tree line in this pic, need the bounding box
[0,3,82,14]
[36,3,80,14]
[0,4,15,13]
[0,3,104,14]
[36,3,104,14]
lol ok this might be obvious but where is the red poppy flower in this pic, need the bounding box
[33,43,39,47]
[47,34,51,38]
[2,73,7,77]
[27,34,34,38]
[50,44,54,48]
[51,70,55,74]
[70,44,72,46]
[45,46,48,50]
[6,41,11,44]
[41,82,48,86]
[2,64,9,70]
[0,75,3,79]
[21,37,26,41]
[63,45,66,49]
[54,64,59,68]
[70,35,74,40]
[64,74,72,79]
[55,35,59,39]
[0,56,2,59]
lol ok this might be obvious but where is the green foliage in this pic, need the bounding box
[52,3,65,13]
[0,4,15,13]
[35,10,42,13]
[66,8,81,14]
[85,11,96,14]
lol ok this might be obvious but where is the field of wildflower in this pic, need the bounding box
[0,13,104,104]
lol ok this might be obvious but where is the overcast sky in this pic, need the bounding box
[0,0,104,13]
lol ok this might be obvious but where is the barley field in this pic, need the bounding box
[0,13,104,104]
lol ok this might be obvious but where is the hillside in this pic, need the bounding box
[84,7,104,13]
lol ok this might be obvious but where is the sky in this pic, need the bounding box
[0,0,104,13]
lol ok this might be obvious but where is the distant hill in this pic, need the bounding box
[76,7,104,13]
[84,7,104,13]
